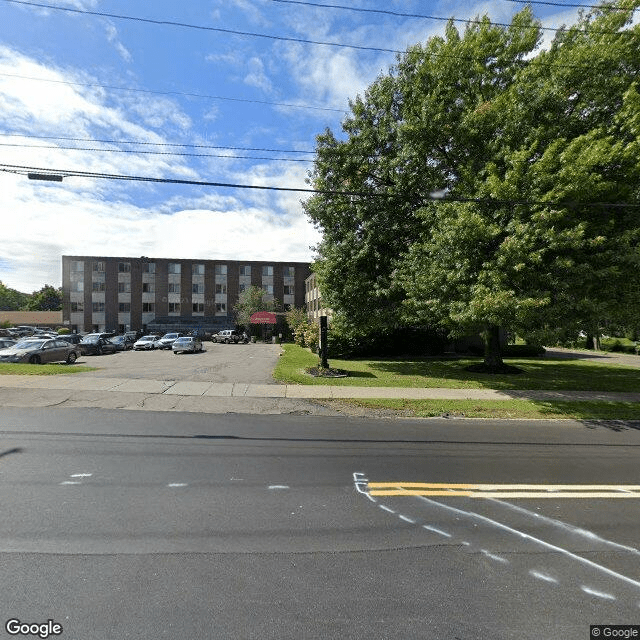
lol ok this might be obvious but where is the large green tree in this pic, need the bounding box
[233,285,280,330]
[304,2,640,371]
[26,285,62,311]
[0,281,29,311]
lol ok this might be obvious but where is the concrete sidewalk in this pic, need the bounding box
[0,374,639,402]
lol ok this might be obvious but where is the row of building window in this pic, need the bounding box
[73,302,227,314]
[72,282,290,295]
[72,261,293,277]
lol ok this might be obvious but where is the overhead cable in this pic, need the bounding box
[1,163,639,208]
[0,72,346,114]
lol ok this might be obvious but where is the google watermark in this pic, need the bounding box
[591,627,640,639]
[5,619,62,639]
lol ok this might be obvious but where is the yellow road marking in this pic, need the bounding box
[367,482,640,498]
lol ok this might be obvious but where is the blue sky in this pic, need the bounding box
[0,0,609,292]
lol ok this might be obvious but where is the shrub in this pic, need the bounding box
[304,323,320,353]
[57,327,70,335]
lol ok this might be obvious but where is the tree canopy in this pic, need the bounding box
[304,1,640,370]
[233,285,280,329]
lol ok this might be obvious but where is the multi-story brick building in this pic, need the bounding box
[62,255,310,334]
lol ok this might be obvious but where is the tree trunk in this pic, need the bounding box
[483,324,504,370]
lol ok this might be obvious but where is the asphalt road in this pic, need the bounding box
[0,408,638,639]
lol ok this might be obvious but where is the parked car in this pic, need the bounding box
[157,332,184,349]
[57,334,84,345]
[110,335,136,351]
[133,335,161,350]
[79,333,118,355]
[211,329,243,344]
[0,338,80,364]
[172,336,203,354]
[0,338,17,349]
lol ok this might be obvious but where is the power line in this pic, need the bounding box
[502,0,634,10]
[0,141,313,162]
[0,72,346,114]
[1,1,634,74]
[269,0,637,35]
[0,132,315,154]
[1,0,402,54]
[1,162,639,208]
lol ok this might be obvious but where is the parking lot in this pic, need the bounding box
[76,342,284,384]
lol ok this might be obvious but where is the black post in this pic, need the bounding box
[319,315,329,369]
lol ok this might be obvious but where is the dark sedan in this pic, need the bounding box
[79,333,118,355]
[110,335,136,351]
[0,338,80,364]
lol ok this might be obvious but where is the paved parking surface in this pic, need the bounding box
[77,342,283,384]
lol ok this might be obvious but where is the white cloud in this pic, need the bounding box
[244,57,273,93]
[105,22,133,63]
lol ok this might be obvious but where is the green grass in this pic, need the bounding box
[339,398,640,420]
[274,344,640,392]
[0,363,96,375]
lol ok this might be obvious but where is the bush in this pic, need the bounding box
[502,344,546,357]
[304,323,319,353]
[57,327,70,335]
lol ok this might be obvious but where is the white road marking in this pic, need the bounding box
[59,481,81,485]
[422,525,452,538]
[353,472,377,503]
[398,515,416,524]
[488,498,640,557]
[581,586,616,600]
[379,505,395,514]
[167,483,187,487]
[481,550,509,564]
[530,570,558,584]
[417,496,640,590]
[70,473,92,478]
[268,485,289,490]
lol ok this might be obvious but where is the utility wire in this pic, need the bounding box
[0,72,346,114]
[1,162,639,208]
[269,0,637,35]
[0,132,315,154]
[502,0,635,9]
[0,141,313,162]
[1,1,636,74]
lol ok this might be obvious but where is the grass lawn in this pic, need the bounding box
[274,344,640,392]
[341,398,640,420]
[0,363,95,375]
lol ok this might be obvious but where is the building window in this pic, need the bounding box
[168,283,180,294]
[215,303,226,314]
[93,261,105,272]
[168,263,181,274]
[74,281,84,292]
[169,302,181,313]
[92,302,105,312]
[92,281,106,292]
[283,266,295,277]
[192,264,205,275]
[215,283,227,294]
[142,282,154,293]
[283,285,294,295]
[118,282,131,293]
[239,283,246,293]
[192,283,204,294]
[71,302,83,312]
[143,263,155,274]
[118,262,131,273]
[215,264,227,275]
[71,261,84,272]
[118,302,131,312]
[142,302,155,313]
[262,265,273,277]
[284,304,292,311]
[262,284,274,295]
[239,265,251,276]
[193,302,204,313]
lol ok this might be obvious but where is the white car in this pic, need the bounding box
[157,332,183,349]
[172,337,203,354]
[133,335,161,350]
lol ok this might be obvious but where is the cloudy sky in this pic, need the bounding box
[0,0,597,292]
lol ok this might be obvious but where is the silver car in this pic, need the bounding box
[0,338,80,365]
[172,337,203,354]
[133,335,161,350]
